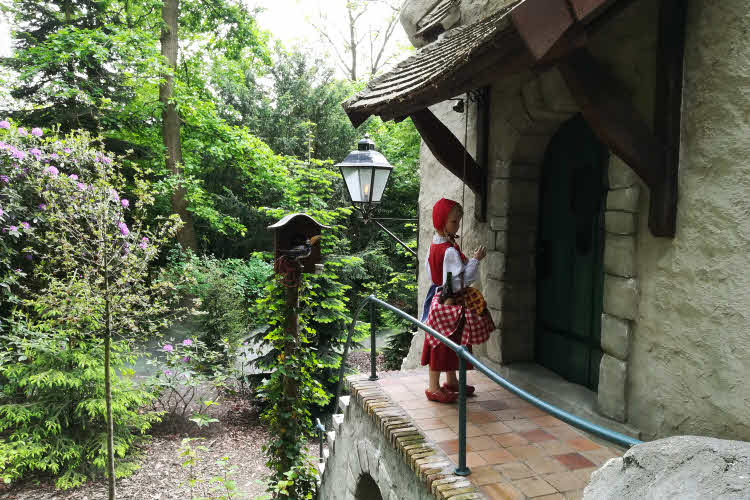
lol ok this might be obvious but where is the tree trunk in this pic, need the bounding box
[348,6,357,81]
[104,297,116,499]
[160,0,197,251]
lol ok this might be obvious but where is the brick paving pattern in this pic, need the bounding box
[375,370,625,499]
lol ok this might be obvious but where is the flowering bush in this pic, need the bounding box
[0,120,183,489]
[144,337,227,428]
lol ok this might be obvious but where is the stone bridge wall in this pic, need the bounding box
[318,377,479,500]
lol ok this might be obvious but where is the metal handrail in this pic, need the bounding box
[332,294,642,477]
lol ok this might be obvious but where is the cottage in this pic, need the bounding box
[343,0,750,443]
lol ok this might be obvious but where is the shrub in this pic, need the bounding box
[161,252,272,362]
[144,337,227,429]
[0,316,159,488]
[0,120,181,489]
[382,329,414,371]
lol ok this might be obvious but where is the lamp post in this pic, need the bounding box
[336,134,417,256]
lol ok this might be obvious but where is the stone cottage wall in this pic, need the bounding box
[626,0,750,441]
[403,0,750,441]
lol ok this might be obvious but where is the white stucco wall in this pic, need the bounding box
[403,0,750,442]
[416,100,484,314]
[627,0,750,441]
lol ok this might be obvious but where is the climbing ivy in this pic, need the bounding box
[255,274,326,499]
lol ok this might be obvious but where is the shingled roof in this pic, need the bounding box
[342,0,524,127]
[415,0,459,39]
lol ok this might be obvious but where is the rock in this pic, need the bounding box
[584,436,750,500]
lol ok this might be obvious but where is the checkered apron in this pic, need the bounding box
[425,290,495,348]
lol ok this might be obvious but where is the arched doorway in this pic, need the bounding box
[535,114,608,390]
[354,473,383,500]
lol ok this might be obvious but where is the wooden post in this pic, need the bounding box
[281,261,300,472]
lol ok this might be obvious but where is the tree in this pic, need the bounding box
[0,0,151,131]
[311,0,404,81]
[0,123,180,491]
[160,0,196,250]
[236,45,360,161]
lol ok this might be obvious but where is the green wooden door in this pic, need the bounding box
[536,115,608,390]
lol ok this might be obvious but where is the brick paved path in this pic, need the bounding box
[376,370,624,499]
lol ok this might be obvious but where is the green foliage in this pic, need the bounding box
[0,318,159,488]
[254,275,327,499]
[0,122,181,488]
[382,329,415,371]
[239,45,360,162]
[144,337,227,426]
[178,437,242,500]
[301,261,369,412]
[161,252,272,357]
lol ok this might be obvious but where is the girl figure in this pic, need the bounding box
[421,198,490,403]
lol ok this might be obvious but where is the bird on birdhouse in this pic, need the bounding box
[282,234,322,261]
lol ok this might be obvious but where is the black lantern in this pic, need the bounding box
[335,134,393,219]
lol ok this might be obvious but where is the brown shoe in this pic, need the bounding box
[425,387,457,403]
[442,382,476,396]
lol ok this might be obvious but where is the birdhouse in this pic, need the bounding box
[267,213,330,274]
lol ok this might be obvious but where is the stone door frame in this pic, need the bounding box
[477,68,641,423]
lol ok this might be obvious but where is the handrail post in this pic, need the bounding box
[455,349,470,476]
[315,418,325,464]
[369,300,378,381]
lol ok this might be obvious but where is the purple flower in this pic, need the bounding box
[38,203,47,210]
[76,182,87,191]
[101,156,111,165]
[0,207,3,217]
[17,128,27,137]
[63,148,72,154]
[69,174,78,181]
[15,268,22,273]
[122,242,130,255]
[9,225,17,231]
[183,339,193,346]
[164,369,173,376]
[118,221,129,236]
[49,153,59,160]
[11,148,25,160]
[243,341,249,346]
[163,344,174,352]
[0,120,9,129]
[20,221,29,229]
[110,189,120,202]
[139,236,149,250]
[121,198,129,208]
[31,127,43,137]
[24,254,33,261]
[0,175,8,184]
[45,166,59,176]
[30,148,42,158]
[182,356,191,363]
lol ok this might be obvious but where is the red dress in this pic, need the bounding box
[420,241,472,371]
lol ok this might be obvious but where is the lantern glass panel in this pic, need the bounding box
[358,166,375,203]
[371,167,391,203]
[341,166,363,202]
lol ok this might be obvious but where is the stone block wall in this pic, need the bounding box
[598,156,641,423]
[478,69,578,366]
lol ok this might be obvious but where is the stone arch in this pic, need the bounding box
[480,68,640,424]
[345,439,395,500]
[354,473,384,500]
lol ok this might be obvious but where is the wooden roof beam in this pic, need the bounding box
[409,108,485,198]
